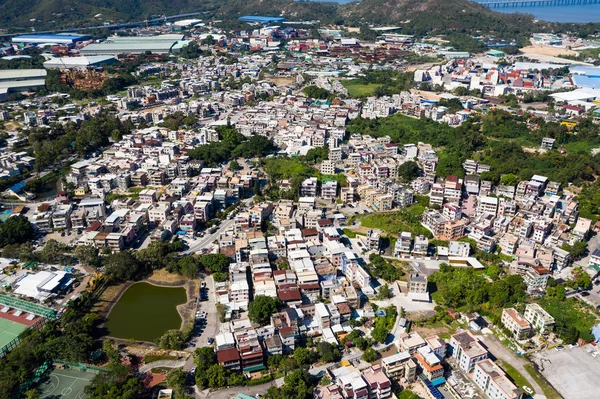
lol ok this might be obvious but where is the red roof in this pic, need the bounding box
[278,286,302,302]
[217,348,240,364]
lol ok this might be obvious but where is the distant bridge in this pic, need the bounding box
[475,0,600,7]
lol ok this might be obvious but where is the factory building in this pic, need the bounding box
[0,69,47,100]
[43,55,118,70]
[79,34,185,55]
[12,33,91,45]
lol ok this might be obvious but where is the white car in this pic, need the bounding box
[522,386,534,395]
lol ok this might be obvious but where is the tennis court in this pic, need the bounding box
[0,317,27,349]
[39,368,94,399]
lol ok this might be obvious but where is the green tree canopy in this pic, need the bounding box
[248,295,279,325]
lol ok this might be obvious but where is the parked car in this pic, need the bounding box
[208,337,214,345]
[555,346,565,351]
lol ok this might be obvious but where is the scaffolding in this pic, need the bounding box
[0,294,56,319]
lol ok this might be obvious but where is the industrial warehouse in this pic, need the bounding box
[42,55,118,70]
[79,34,187,55]
[11,33,91,46]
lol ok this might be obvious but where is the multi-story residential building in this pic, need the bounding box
[301,177,318,197]
[321,160,336,175]
[424,335,447,359]
[337,369,369,399]
[523,303,555,334]
[501,308,532,340]
[443,202,462,221]
[408,272,428,295]
[448,241,471,257]
[473,359,523,399]
[478,196,498,216]
[394,232,412,256]
[414,348,444,381]
[322,181,338,200]
[523,266,550,294]
[450,331,488,372]
[362,365,391,399]
[217,348,241,372]
[553,248,571,270]
[381,352,417,383]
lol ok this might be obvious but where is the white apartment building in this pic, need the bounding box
[473,359,523,399]
[450,331,488,372]
[523,303,555,334]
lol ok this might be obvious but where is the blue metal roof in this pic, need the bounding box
[9,181,25,192]
[12,33,91,42]
[238,16,287,23]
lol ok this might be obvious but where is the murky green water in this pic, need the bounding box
[105,282,187,342]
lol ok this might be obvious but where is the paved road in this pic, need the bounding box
[183,219,235,255]
[139,359,186,373]
[184,274,219,371]
[197,380,276,399]
[479,333,546,399]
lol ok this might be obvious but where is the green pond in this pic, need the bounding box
[105,282,187,342]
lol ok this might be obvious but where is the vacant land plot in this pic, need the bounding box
[531,345,600,399]
[355,211,432,238]
[341,81,382,98]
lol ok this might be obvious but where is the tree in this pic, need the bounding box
[158,329,186,350]
[293,347,315,365]
[572,267,592,289]
[248,295,278,325]
[85,341,143,399]
[376,284,392,300]
[74,245,100,268]
[320,375,331,386]
[500,173,520,187]
[24,389,40,399]
[194,346,217,388]
[229,160,241,170]
[561,242,587,260]
[317,342,341,363]
[176,256,202,279]
[303,86,331,100]
[206,364,228,388]
[200,253,229,274]
[266,369,314,399]
[362,348,378,363]
[105,251,146,283]
[166,367,189,396]
[0,215,34,247]
[397,161,421,183]
[39,239,70,265]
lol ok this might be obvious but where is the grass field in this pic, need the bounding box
[497,360,535,396]
[0,318,27,350]
[341,81,383,98]
[355,211,432,238]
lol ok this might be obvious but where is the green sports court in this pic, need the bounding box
[0,317,28,349]
[39,367,95,399]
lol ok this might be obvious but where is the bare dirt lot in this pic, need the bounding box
[521,44,578,57]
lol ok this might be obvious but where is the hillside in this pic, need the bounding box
[340,0,543,40]
[0,0,549,37]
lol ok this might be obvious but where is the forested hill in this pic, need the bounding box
[340,0,545,40]
[0,0,573,37]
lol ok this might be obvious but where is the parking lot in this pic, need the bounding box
[531,344,600,399]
